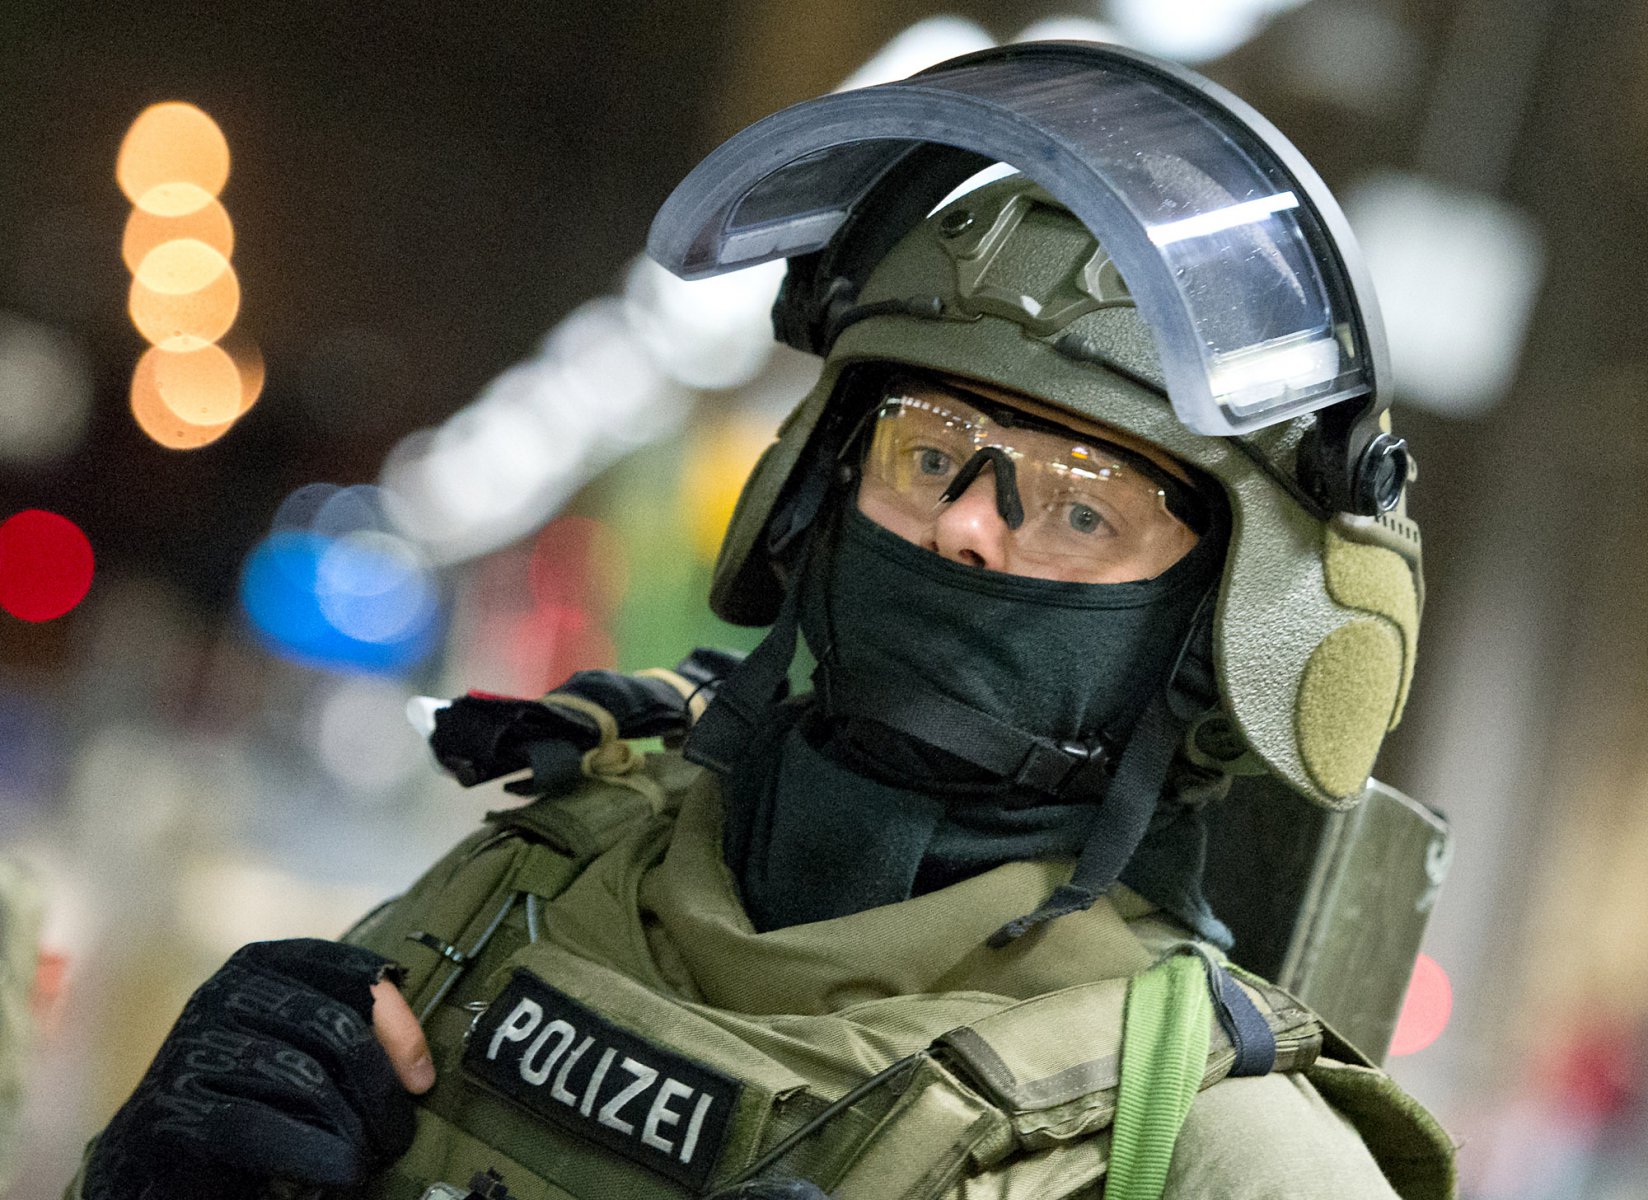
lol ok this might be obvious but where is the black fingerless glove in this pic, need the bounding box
[83,939,417,1200]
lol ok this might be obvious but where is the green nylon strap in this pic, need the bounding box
[1106,952,1213,1200]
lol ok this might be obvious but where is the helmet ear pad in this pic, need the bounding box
[1293,529,1419,800]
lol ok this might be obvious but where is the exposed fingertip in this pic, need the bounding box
[405,1052,436,1094]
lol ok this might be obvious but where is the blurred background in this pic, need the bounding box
[1,0,1645,1196]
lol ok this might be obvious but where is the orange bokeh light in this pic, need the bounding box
[134,239,232,295]
[117,103,230,213]
[130,351,236,450]
[225,336,266,411]
[143,344,244,425]
[123,197,233,275]
[128,265,240,349]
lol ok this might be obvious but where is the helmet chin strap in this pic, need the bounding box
[682,544,810,779]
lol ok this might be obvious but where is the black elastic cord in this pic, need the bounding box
[987,688,1185,946]
[816,666,1110,802]
[711,1056,920,1195]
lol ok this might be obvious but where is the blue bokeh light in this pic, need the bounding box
[239,530,441,674]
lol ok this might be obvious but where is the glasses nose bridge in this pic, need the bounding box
[930,460,1014,573]
[941,445,1027,530]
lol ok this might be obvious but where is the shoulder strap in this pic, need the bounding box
[1106,953,1211,1200]
[933,951,1323,1161]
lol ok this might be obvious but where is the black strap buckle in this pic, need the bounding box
[1013,738,1111,799]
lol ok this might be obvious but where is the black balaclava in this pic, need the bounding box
[720,482,1230,938]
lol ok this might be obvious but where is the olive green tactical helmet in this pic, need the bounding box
[710,178,1423,809]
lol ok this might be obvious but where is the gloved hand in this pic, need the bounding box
[82,938,430,1200]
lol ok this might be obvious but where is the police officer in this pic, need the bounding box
[70,43,1453,1200]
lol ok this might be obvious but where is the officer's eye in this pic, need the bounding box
[1067,503,1109,536]
[915,448,953,477]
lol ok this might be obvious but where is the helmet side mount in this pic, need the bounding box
[1298,397,1410,516]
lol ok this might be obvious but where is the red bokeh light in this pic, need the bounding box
[0,510,96,622]
[529,516,627,614]
[1389,952,1453,1057]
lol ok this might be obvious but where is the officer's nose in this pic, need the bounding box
[930,466,1011,573]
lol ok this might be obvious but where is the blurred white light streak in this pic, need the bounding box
[1345,171,1543,417]
[1011,17,1125,45]
[1104,0,1312,64]
[374,20,1019,568]
[1147,192,1298,246]
[623,259,786,393]
[835,17,994,92]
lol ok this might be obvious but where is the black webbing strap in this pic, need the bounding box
[687,455,839,776]
[1192,950,1278,1077]
[988,690,1186,946]
[815,665,1111,801]
[683,578,805,776]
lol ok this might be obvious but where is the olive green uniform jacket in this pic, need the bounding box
[70,753,1455,1199]
[348,753,1451,1200]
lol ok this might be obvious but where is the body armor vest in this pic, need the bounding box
[341,752,1452,1200]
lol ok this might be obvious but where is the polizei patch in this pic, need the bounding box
[464,971,743,1190]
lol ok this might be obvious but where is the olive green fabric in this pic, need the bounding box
[64,753,1454,1200]
[327,758,1452,1199]
[709,177,1425,808]
[1305,1047,1458,1200]
[1321,527,1421,724]
[563,767,1158,1014]
[1107,954,1213,1200]
[1163,1070,1421,1200]
[0,854,42,1197]
[1297,621,1405,798]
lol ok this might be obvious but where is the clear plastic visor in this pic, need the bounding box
[647,42,1387,437]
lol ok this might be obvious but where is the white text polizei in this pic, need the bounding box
[485,996,716,1163]
[463,972,743,1191]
